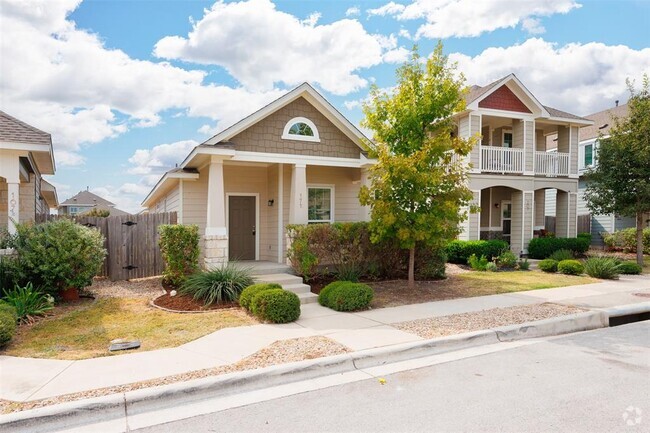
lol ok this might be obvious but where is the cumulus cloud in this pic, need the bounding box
[345,6,360,17]
[450,38,650,115]
[153,0,397,95]
[89,185,145,214]
[127,140,198,176]
[368,0,580,39]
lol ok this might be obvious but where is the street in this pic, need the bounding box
[135,321,649,433]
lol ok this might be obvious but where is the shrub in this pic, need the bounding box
[617,261,643,275]
[467,254,489,271]
[549,249,574,262]
[250,289,300,323]
[0,302,18,321]
[0,308,16,347]
[495,251,518,269]
[336,262,362,283]
[14,220,106,294]
[527,236,590,259]
[0,256,23,293]
[239,283,282,310]
[159,224,200,287]
[445,240,509,264]
[81,208,110,217]
[558,259,584,275]
[517,259,530,271]
[318,281,373,312]
[2,282,54,323]
[603,228,650,254]
[538,259,558,273]
[584,257,620,280]
[179,264,253,306]
[485,262,498,272]
[0,227,16,249]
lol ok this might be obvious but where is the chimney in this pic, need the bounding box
[615,100,619,107]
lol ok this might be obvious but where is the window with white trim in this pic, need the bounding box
[282,117,320,142]
[308,187,333,223]
[584,143,593,167]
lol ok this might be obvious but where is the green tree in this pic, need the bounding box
[359,43,477,289]
[584,75,650,266]
[82,208,110,217]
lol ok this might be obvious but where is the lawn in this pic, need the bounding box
[2,298,256,360]
[370,270,598,308]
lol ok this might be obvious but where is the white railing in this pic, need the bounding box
[535,151,569,177]
[480,146,524,174]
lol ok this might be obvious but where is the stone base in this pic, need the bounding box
[203,234,228,269]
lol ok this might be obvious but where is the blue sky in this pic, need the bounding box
[1,0,649,212]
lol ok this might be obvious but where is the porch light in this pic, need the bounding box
[494,203,500,209]
[267,199,274,207]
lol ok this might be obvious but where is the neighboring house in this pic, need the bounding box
[0,110,58,233]
[143,78,592,266]
[58,190,130,216]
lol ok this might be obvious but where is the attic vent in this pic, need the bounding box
[598,123,608,130]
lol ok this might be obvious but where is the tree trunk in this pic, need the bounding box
[408,246,415,289]
[637,212,644,267]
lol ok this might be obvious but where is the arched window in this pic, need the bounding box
[282,117,320,142]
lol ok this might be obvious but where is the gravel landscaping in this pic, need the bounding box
[0,336,349,414]
[88,277,165,299]
[395,303,585,339]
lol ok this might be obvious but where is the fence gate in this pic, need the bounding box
[577,214,592,235]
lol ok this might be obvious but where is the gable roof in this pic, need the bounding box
[0,110,51,146]
[79,204,131,216]
[60,190,115,207]
[579,103,629,142]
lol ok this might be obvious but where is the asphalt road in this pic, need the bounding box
[135,322,650,433]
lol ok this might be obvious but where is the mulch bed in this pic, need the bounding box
[153,290,239,312]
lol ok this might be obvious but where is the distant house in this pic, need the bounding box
[0,110,58,233]
[58,190,130,217]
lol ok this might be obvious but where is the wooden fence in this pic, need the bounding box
[577,214,591,235]
[35,212,177,280]
[544,216,556,235]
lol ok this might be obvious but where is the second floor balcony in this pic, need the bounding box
[479,145,571,176]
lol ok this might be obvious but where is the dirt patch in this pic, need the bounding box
[395,303,584,339]
[88,277,164,299]
[153,291,239,312]
[0,336,349,414]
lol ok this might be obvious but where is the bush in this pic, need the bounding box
[495,251,518,269]
[549,249,574,262]
[527,236,590,259]
[445,240,509,264]
[250,289,300,323]
[14,220,106,294]
[617,261,643,275]
[584,257,620,280]
[179,264,253,306]
[318,281,374,312]
[603,228,650,254]
[557,259,584,275]
[0,308,16,347]
[2,282,54,323]
[0,227,16,249]
[517,259,530,271]
[485,262,498,272]
[159,224,200,287]
[0,302,18,321]
[467,254,489,271]
[239,283,282,310]
[538,259,558,273]
[336,262,362,283]
[0,256,22,293]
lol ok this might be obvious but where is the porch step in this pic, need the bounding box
[254,273,317,304]
[253,273,304,286]
[243,261,295,276]
[297,292,319,304]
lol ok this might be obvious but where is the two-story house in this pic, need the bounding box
[58,189,130,217]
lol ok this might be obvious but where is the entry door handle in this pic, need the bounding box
[252,226,256,236]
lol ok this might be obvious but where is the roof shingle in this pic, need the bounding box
[0,110,52,145]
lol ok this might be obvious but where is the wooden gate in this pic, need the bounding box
[577,214,592,235]
[35,212,177,280]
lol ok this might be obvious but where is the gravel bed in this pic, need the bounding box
[87,277,165,299]
[0,336,349,414]
[445,263,471,275]
[395,303,584,339]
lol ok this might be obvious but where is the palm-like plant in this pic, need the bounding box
[179,264,254,306]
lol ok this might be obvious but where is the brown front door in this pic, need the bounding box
[229,196,256,260]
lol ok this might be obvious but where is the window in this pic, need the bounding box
[584,143,593,167]
[503,132,513,148]
[308,187,333,223]
[282,117,320,142]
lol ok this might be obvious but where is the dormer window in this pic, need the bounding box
[282,117,320,142]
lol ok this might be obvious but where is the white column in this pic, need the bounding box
[359,167,371,222]
[206,158,226,235]
[277,163,284,263]
[0,152,21,234]
[289,164,308,224]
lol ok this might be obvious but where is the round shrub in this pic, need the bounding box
[538,259,558,273]
[617,261,642,275]
[239,283,282,310]
[0,309,17,347]
[558,259,584,275]
[250,289,300,323]
[584,257,620,280]
[0,302,18,322]
[319,281,373,312]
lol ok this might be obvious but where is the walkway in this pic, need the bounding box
[1,275,649,402]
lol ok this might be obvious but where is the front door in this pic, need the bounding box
[501,200,512,245]
[228,196,256,260]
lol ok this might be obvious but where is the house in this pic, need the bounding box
[58,189,130,216]
[0,110,58,233]
[142,78,592,266]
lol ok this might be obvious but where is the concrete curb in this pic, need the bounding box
[0,310,611,432]
[598,301,650,318]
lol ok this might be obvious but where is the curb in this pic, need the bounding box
[597,301,650,318]
[0,310,611,432]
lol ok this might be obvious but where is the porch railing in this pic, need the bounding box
[480,146,524,174]
[534,151,569,177]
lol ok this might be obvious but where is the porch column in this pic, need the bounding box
[556,190,569,238]
[568,192,578,237]
[0,152,20,234]
[524,120,534,175]
[468,190,481,240]
[277,163,284,264]
[204,157,228,269]
[289,164,308,224]
[522,191,534,253]
[510,190,533,255]
[359,167,371,222]
[569,126,579,178]
[534,189,546,229]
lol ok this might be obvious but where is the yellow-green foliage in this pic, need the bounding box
[159,224,200,287]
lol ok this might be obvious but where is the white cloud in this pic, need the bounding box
[89,186,145,214]
[398,28,413,40]
[154,0,396,95]
[383,47,410,64]
[368,0,580,39]
[521,17,545,34]
[343,100,361,110]
[450,38,650,115]
[301,11,321,27]
[345,6,360,17]
[127,140,198,175]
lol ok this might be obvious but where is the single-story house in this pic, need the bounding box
[59,189,130,217]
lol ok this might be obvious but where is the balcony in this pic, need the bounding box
[534,151,569,177]
[480,146,524,174]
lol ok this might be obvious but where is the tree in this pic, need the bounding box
[584,75,650,266]
[359,43,477,289]
[82,208,110,218]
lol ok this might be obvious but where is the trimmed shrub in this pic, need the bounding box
[318,281,373,312]
[467,254,489,271]
[14,220,106,294]
[617,261,643,275]
[584,257,620,280]
[485,262,498,272]
[558,259,584,275]
[2,282,54,323]
[239,283,282,310]
[549,249,574,262]
[495,250,518,269]
[250,289,300,323]
[0,302,18,321]
[517,259,530,271]
[538,259,558,273]
[603,228,650,253]
[179,264,253,306]
[527,237,590,259]
[0,256,23,293]
[159,224,200,287]
[445,240,509,264]
[0,306,17,347]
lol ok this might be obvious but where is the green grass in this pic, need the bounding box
[2,298,256,360]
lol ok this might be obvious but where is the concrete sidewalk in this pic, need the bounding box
[1,275,649,402]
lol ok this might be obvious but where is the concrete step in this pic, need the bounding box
[254,273,304,286]
[298,292,319,304]
[253,273,315,304]
[282,283,311,294]
[246,263,295,276]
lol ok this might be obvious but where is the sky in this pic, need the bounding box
[1,0,649,213]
